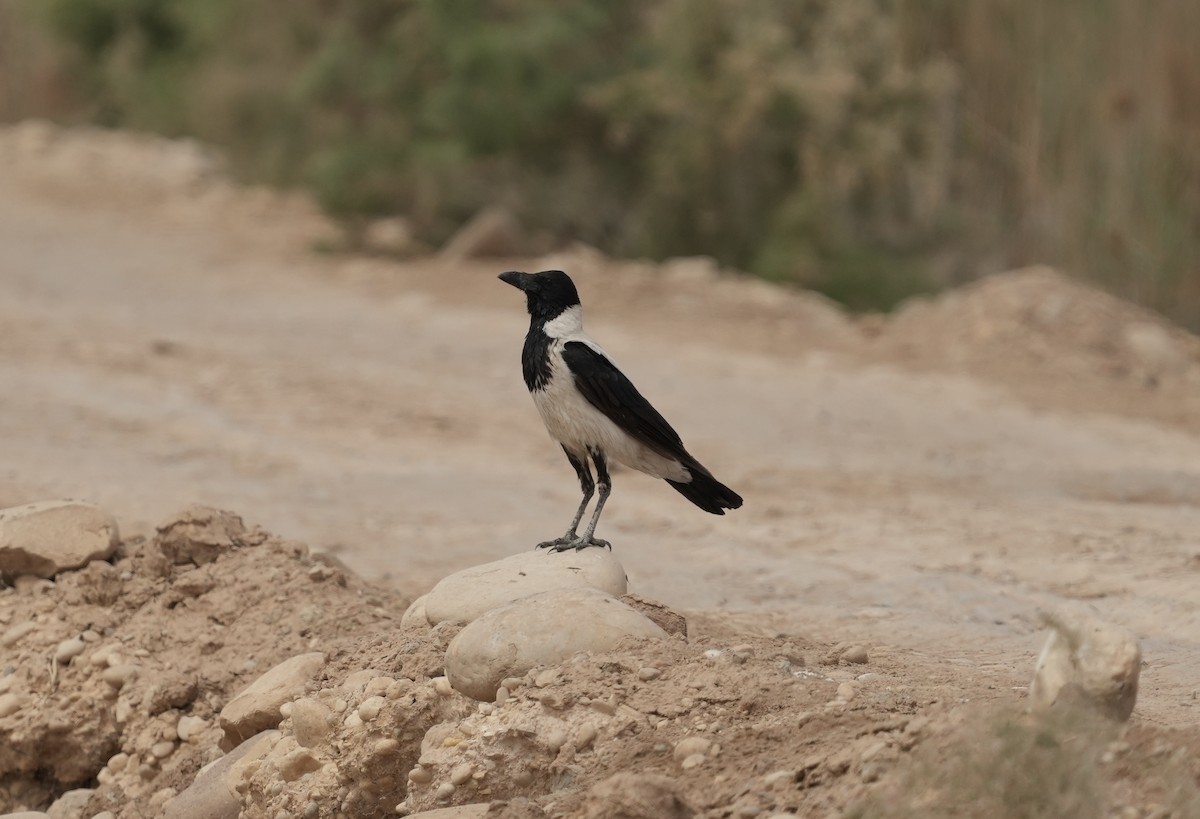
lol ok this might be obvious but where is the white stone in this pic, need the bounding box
[177,715,208,742]
[54,637,87,664]
[424,549,627,626]
[672,736,712,762]
[46,788,96,819]
[290,697,333,748]
[1030,605,1140,721]
[0,501,119,579]
[219,653,326,749]
[445,588,666,701]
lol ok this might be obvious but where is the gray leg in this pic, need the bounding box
[537,447,594,550]
[550,449,611,552]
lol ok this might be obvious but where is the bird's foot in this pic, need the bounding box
[546,537,610,553]
[536,534,611,552]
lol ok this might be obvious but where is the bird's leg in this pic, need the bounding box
[537,448,594,550]
[553,449,611,552]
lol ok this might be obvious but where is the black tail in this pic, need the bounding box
[666,458,743,515]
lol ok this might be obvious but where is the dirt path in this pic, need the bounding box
[1,126,1198,732]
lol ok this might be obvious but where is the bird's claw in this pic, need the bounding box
[536,536,611,552]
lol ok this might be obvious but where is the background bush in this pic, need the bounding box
[2,0,1197,320]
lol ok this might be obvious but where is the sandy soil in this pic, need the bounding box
[1,124,1199,815]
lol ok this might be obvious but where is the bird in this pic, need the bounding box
[499,269,742,552]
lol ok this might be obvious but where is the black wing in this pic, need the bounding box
[561,341,688,461]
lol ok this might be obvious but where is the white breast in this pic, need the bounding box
[531,336,689,482]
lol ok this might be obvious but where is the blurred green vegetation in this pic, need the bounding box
[2,0,1198,320]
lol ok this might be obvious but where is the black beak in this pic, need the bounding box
[499,271,534,291]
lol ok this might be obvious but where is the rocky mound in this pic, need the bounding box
[1,503,1197,819]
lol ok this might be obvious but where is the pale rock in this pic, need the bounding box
[1,686,30,715]
[156,505,250,566]
[672,736,712,762]
[446,588,666,701]
[289,697,334,748]
[0,813,50,819]
[1030,605,1141,721]
[272,739,321,781]
[357,695,386,721]
[162,730,277,819]
[46,787,95,819]
[219,652,326,749]
[2,622,37,648]
[400,594,430,629]
[0,501,119,579]
[842,646,869,664]
[54,637,87,665]
[425,549,627,626]
[177,714,209,742]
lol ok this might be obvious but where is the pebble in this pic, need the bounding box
[544,727,568,752]
[494,686,510,705]
[432,676,453,697]
[408,766,432,784]
[357,695,386,721]
[151,741,175,759]
[576,723,598,749]
[1,622,37,648]
[681,753,706,769]
[842,645,869,664]
[763,769,796,786]
[365,676,394,697]
[672,736,713,762]
[106,752,129,773]
[435,783,456,801]
[102,665,140,690]
[374,738,399,755]
[836,682,857,702]
[0,692,24,718]
[54,637,86,664]
[450,763,474,786]
[637,667,661,681]
[534,668,560,687]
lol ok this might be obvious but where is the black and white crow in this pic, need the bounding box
[499,269,743,552]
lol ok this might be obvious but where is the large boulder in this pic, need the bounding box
[445,588,668,701]
[422,549,627,626]
[0,500,119,579]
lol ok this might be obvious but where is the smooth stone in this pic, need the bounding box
[1030,605,1141,721]
[46,788,96,819]
[0,501,119,579]
[163,730,278,819]
[672,737,712,762]
[0,813,50,819]
[400,594,430,628]
[445,588,667,701]
[425,549,628,626]
[54,637,87,664]
[1,622,37,648]
[177,715,209,742]
[289,697,334,748]
[0,692,27,718]
[219,653,325,750]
